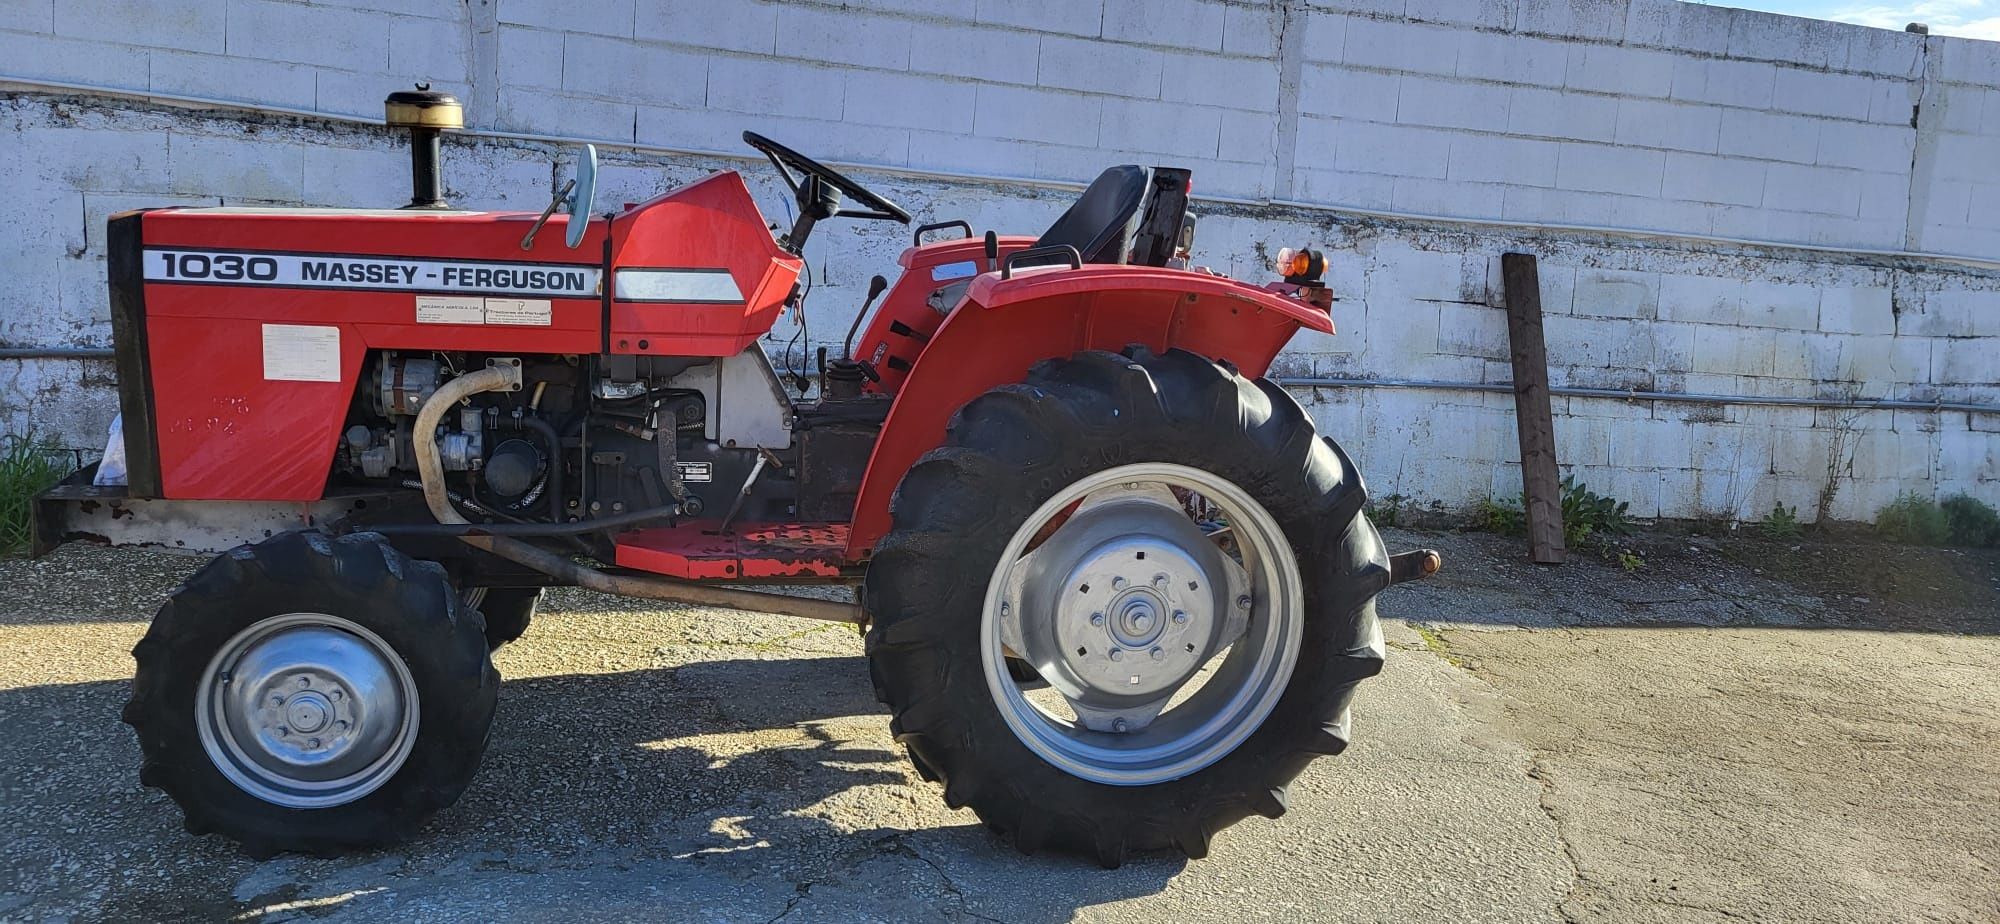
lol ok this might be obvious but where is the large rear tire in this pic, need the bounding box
[123,530,498,857]
[864,346,1389,867]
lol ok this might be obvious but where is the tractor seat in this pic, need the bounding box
[925,165,1157,315]
[1034,165,1153,264]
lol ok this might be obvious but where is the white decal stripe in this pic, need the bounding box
[143,248,601,297]
[614,269,745,303]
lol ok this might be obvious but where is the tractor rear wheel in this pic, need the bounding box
[123,530,498,857]
[465,587,543,649]
[864,346,1389,867]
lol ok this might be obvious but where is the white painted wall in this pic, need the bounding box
[2,0,1997,522]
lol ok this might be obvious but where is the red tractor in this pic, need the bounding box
[36,90,1438,866]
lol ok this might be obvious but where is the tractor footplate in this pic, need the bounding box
[614,522,851,581]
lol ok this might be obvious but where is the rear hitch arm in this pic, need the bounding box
[1388,549,1442,586]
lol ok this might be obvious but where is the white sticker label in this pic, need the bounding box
[416,295,486,324]
[261,324,341,382]
[676,461,713,483]
[483,297,553,326]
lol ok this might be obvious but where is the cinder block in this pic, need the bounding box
[1555,142,1664,197]
[1098,97,1222,159]
[774,7,910,69]
[635,0,776,54]
[1334,121,1452,179]
[1669,57,1775,110]
[1737,278,1821,330]
[1222,3,1279,57]
[55,0,223,54]
[1906,289,2000,338]
[909,22,1039,85]
[0,0,51,32]
[1436,303,1509,358]
[498,0,634,37]
[1571,268,1660,319]
[1408,0,1518,29]
[1455,30,1567,88]
[1938,34,2000,87]
[707,56,842,120]
[1341,17,1460,77]
[1815,120,1915,175]
[1516,0,1630,42]
[976,0,1106,38]
[1614,98,1721,154]
[302,143,406,206]
[1818,286,1894,335]
[973,84,1101,146]
[1771,68,1873,122]
[1102,0,1225,52]
[0,29,150,88]
[1447,133,1559,187]
[1545,315,1654,370]
[497,26,564,90]
[1293,167,1395,209]
[1625,0,1732,57]
[1368,246,1468,302]
[907,130,1044,178]
[1160,51,1280,111]
[1393,175,1505,217]
[844,71,977,134]
[1651,320,1696,371]
[168,133,305,202]
[1360,297,1443,367]
[1218,108,1277,162]
[1717,108,1820,164]
[1299,12,1347,64]
[1509,87,1618,143]
[1689,324,1776,376]
[390,15,468,80]
[564,34,706,109]
[1763,163,1862,217]
[1040,35,1162,98]
[498,88,634,140]
[1662,152,1764,206]
[1395,75,1512,132]
[1485,256,1577,313]
[1725,8,1846,70]
[227,0,389,70]
[1564,43,1677,98]
[1301,64,1399,122]
[1846,25,1925,79]
[149,51,317,111]
[1868,76,1919,125]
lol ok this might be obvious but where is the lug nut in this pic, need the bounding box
[1112,577,1127,590]
[1150,647,1165,661]
[1090,612,1105,626]
[1173,610,1189,624]
[308,738,321,749]
[999,602,1010,616]
[1112,718,1129,733]
[1109,649,1124,662]
[1153,574,1169,588]
[1236,594,1252,610]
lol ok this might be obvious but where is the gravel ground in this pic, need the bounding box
[0,527,1994,923]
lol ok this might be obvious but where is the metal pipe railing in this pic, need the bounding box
[1276,376,2000,416]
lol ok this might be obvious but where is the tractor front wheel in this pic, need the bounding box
[864,346,1390,867]
[123,530,498,857]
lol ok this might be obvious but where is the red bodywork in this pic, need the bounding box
[120,167,1331,574]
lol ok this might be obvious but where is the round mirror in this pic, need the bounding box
[565,144,597,249]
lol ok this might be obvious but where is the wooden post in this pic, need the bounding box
[1500,253,1566,565]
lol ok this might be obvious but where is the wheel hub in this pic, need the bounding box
[197,614,419,809]
[984,464,1304,786]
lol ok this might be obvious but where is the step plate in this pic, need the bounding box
[614,521,851,580]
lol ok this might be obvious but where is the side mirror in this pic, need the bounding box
[521,144,599,251]
[565,144,597,249]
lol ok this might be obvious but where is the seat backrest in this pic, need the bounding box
[1033,165,1153,264]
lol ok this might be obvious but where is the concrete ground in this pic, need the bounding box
[0,527,1994,923]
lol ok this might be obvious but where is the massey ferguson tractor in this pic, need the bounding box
[34,89,1440,866]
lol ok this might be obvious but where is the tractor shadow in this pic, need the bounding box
[0,655,1183,922]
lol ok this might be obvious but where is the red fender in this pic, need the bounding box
[844,265,1334,559]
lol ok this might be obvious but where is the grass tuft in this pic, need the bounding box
[0,433,72,557]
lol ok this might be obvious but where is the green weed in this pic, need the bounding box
[1758,502,1804,541]
[0,433,71,557]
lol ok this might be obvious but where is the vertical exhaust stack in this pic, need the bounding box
[384,84,463,209]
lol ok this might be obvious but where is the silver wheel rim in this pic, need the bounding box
[195,613,420,809]
[982,462,1304,786]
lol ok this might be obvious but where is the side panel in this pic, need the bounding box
[607,171,802,357]
[136,208,607,500]
[845,267,1330,558]
[851,235,1036,396]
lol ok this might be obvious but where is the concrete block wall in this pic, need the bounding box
[2,0,1998,522]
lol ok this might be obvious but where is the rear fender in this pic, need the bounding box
[845,265,1332,558]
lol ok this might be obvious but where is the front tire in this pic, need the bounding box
[123,530,499,857]
[864,346,1389,867]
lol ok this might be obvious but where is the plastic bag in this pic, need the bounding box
[94,413,127,486]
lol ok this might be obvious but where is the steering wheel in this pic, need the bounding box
[743,131,911,224]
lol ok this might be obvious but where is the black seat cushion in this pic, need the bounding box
[1033,165,1153,264]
